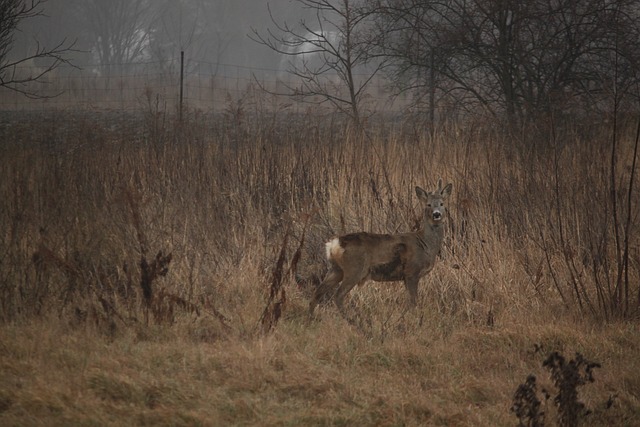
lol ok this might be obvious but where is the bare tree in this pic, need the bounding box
[149,0,238,77]
[0,0,76,98]
[369,0,640,123]
[252,0,383,127]
[75,0,153,76]
[365,0,454,126]
[148,0,203,75]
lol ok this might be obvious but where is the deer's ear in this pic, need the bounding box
[415,186,429,201]
[441,183,453,198]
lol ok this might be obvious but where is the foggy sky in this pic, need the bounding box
[11,0,315,78]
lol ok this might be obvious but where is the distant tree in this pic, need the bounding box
[74,0,153,76]
[368,0,640,123]
[0,0,76,98]
[149,0,236,77]
[252,0,383,128]
[365,0,452,126]
[147,0,203,75]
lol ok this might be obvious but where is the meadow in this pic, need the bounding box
[0,106,638,426]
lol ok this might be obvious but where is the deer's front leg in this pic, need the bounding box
[403,274,420,307]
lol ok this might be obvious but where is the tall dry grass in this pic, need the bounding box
[0,105,639,425]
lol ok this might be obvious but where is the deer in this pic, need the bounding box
[309,179,453,316]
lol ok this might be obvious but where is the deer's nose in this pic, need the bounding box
[433,211,442,220]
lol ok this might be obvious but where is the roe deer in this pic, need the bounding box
[309,179,453,315]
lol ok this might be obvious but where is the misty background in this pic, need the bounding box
[3,0,365,112]
[3,0,640,123]
[9,0,303,76]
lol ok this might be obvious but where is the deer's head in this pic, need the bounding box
[416,179,453,226]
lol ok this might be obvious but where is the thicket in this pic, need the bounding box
[0,108,638,333]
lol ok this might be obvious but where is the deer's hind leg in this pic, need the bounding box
[334,264,368,313]
[309,265,343,315]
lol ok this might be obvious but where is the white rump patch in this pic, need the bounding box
[325,237,343,260]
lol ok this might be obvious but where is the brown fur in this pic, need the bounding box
[310,179,453,315]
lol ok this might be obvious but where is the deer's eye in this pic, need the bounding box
[440,202,444,206]
[427,204,431,207]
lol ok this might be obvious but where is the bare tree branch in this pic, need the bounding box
[0,0,77,98]
[251,0,385,127]
[368,0,640,123]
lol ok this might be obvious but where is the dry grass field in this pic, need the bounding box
[0,107,639,426]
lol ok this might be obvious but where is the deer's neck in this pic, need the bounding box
[418,222,445,254]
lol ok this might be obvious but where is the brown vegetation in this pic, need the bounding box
[0,108,639,425]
